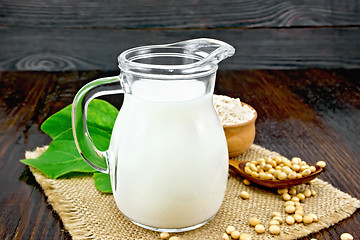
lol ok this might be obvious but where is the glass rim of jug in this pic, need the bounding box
[117,38,235,80]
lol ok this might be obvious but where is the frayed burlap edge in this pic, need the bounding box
[232,145,360,240]
[25,145,360,240]
[272,180,360,240]
[26,146,95,240]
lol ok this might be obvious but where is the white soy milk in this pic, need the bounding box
[108,80,228,229]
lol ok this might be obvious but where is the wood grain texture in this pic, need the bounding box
[0,69,359,239]
[0,71,98,240]
[0,27,359,71]
[1,0,359,28]
[1,0,359,71]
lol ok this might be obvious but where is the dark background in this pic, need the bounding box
[1,0,359,71]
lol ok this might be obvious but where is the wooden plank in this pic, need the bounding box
[0,71,91,240]
[0,0,359,28]
[0,27,359,71]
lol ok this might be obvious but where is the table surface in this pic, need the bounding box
[1,0,360,239]
[0,69,359,239]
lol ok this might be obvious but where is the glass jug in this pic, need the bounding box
[72,38,235,232]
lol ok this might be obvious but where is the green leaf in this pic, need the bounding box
[86,100,118,133]
[21,130,96,178]
[41,99,118,143]
[94,172,112,193]
[21,99,119,193]
[41,104,72,139]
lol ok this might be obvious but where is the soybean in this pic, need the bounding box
[340,233,354,240]
[316,161,326,168]
[285,205,296,214]
[243,179,251,185]
[240,191,250,199]
[269,220,280,225]
[272,211,281,217]
[231,230,241,239]
[169,237,181,240]
[160,232,170,239]
[303,215,313,224]
[293,214,303,223]
[269,225,281,235]
[240,233,252,240]
[308,213,318,222]
[222,233,230,240]
[226,226,235,235]
[254,224,265,234]
[285,216,295,225]
[249,217,260,227]
[303,189,312,198]
[282,193,291,201]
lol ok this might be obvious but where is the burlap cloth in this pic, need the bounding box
[25,145,359,240]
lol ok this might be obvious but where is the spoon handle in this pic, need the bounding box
[229,159,243,174]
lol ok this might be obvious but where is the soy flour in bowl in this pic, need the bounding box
[213,94,256,126]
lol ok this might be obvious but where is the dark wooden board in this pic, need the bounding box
[0,71,96,240]
[1,0,359,28]
[0,69,359,239]
[1,27,359,71]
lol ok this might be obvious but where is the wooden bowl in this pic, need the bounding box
[223,103,257,157]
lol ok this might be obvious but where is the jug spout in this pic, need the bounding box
[178,38,235,65]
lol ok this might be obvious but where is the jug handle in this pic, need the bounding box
[72,76,123,174]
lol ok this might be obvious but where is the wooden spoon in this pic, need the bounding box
[229,159,324,188]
